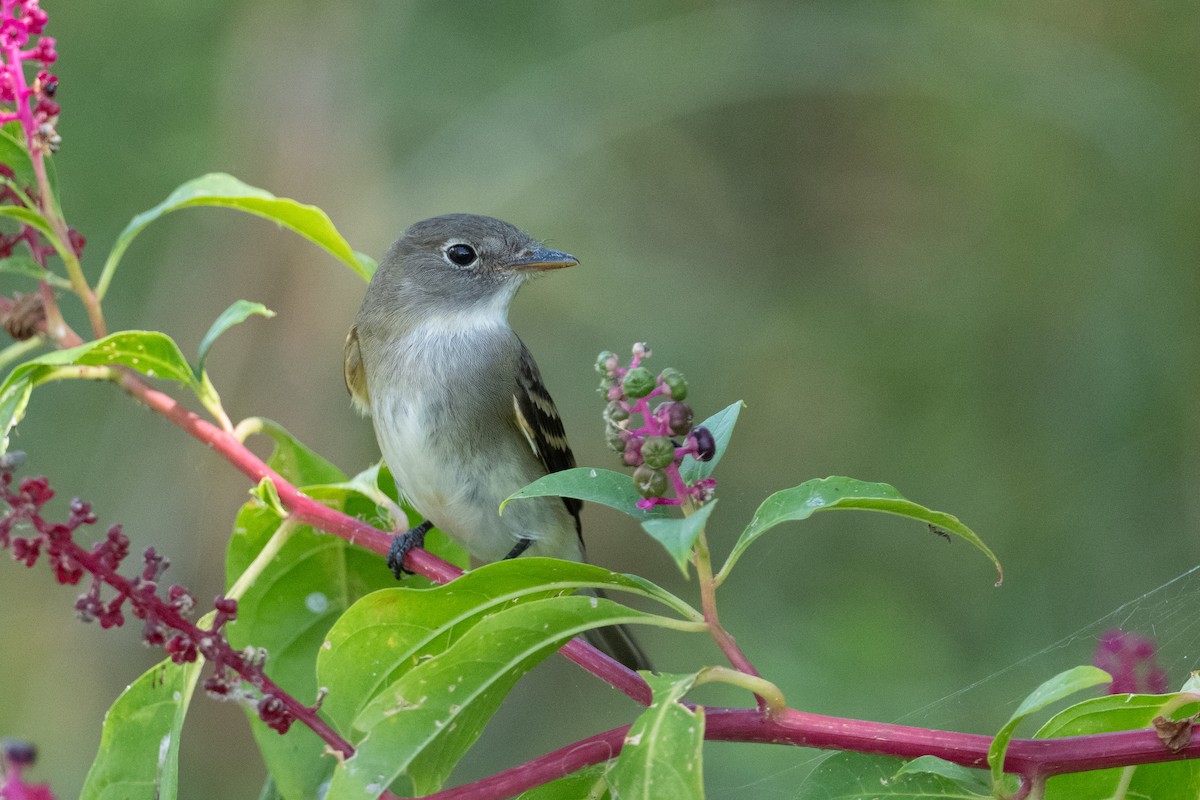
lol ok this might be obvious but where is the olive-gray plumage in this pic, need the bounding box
[346,214,650,671]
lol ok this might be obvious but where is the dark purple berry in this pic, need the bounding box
[2,738,37,766]
[667,402,693,436]
[691,426,716,462]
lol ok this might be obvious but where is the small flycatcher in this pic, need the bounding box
[344,214,650,671]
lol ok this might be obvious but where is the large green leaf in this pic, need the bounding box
[224,429,389,800]
[607,672,705,800]
[1036,693,1200,799]
[987,666,1111,791]
[678,400,743,483]
[224,424,479,800]
[98,173,375,299]
[503,467,672,521]
[317,557,700,729]
[717,476,1002,585]
[0,330,200,452]
[79,649,206,800]
[225,495,398,800]
[640,499,718,576]
[326,594,668,798]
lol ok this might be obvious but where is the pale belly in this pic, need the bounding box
[371,390,581,563]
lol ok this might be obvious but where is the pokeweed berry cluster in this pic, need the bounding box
[0,455,308,736]
[597,342,717,510]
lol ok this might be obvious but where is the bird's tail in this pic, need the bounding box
[583,588,653,672]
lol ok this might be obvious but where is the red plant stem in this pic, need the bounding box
[115,371,654,706]
[425,706,1200,800]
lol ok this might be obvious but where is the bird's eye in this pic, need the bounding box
[445,243,478,267]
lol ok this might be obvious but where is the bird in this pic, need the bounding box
[344,214,651,672]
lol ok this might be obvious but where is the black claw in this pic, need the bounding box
[504,537,533,560]
[387,520,433,579]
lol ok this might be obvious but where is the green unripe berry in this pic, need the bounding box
[604,401,630,424]
[641,436,676,470]
[633,464,669,498]
[660,368,688,400]
[595,351,617,375]
[605,423,627,452]
[622,366,655,398]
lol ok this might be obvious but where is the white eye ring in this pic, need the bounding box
[443,241,478,267]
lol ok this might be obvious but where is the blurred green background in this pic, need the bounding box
[2,1,1198,797]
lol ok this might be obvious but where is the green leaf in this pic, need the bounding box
[987,665,1111,790]
[608,672,705,800]
[0,253,70,288]
[503,467,672,522]
[252,418,346,487]
[249,477,288,519]
[197,300,275,376]
[515,764,609,799]
[318,557,699,729]
[0,126,38,191]
[678,400,743,483]
[0,330,200,452]
[326,594,665,798]
[0,203,57,245]
[895,756,992,794]
[225,492,398,800]
[1035,693,1200,799]
[796,752,978,799]
[98,173,376,299]
[79,650,206,800]
[640,500,718,576]
[718,476,1002,585]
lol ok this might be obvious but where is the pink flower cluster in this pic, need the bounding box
[0,0,59,153]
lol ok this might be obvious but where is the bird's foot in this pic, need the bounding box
[387,520,433,578]
[503,537,533,560]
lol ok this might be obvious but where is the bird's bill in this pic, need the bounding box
[502,246,578,272]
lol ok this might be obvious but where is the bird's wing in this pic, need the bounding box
[513,341,583,537]
[343,325,371,415]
